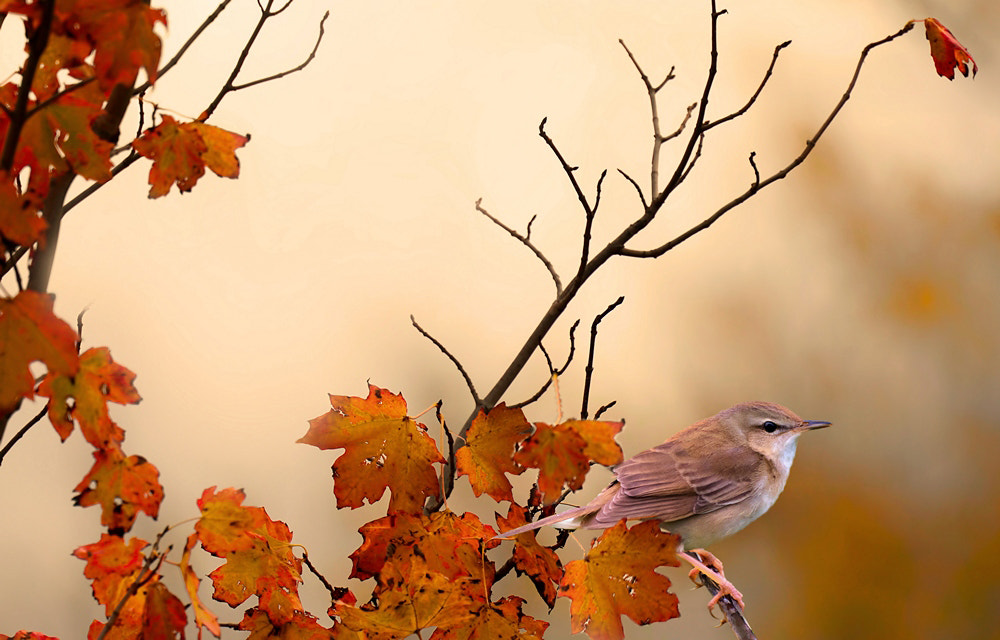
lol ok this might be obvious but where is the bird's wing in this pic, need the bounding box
[592,440,764,526]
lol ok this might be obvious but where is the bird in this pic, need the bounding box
[496,401,831,612]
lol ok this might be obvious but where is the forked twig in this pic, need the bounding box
[581,297,624,420]
[411,315,482,407]
[476,199,562,295]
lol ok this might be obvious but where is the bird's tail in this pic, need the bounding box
[494,502,602,539]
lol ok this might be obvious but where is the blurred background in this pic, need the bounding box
[1,0,998,638]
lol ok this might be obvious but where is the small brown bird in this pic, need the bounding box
[497,401,831,611]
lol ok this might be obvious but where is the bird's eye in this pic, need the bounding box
[762,420,778,433]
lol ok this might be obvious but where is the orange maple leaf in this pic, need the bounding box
[238,608,332,640]
[0,633,61,640]
[920,18,977,80]
[514,418,624,505]
[0,291,78,413]
[298,384,445,514]
[132,115,249,198]
[73,447,163,532]
[0,176,46,248]
[349,510,498,585]
[39,346,140,446]
[195,487,303,626]
[429,595,549,640]
[559,521,680,640]
[455,403,532,502]
[73,534,148,611]
[181,533,222,639]
[332,558,479,640]
[496,504,564,608]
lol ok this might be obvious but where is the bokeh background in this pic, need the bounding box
[2,0,998,638]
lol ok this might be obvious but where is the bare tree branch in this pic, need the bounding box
[0,405,47,466]
[476,199,562,295]
[581,296,624,420]
[511,320,579,410]
[411,315,482,407]
[704,40,792,131]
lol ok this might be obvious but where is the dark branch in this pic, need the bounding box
[594,401,617,420]
[301,550,339,605]
[619,23,915,260]
[435,400,457,504]
[616,169,648,209]
[411,315,481,407]
[511,320,579,410]
[476,199,562,295]
[538,118,596,224]
[748,151,760,191]
[231,11,329,92]
[581,297,624,420]
[0,405,47,466]
[704,40,792,131]
[689,554,757,640]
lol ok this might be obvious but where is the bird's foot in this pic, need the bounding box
[682,549,745,612]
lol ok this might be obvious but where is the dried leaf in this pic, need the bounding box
[455,403,532,502]
[922,18,977,80]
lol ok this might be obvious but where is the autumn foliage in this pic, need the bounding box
[0,2,978,640]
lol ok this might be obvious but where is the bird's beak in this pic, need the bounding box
[799,420,832,431]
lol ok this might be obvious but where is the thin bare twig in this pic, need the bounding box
[619,39,675,197]
[538,118,596,228]
[619,23,915,259]
[96,531,170,640]
[581,296,624,420]
[511,320,579,410]
[0,405,47,466]
[704,40,792,130]
[411,315,482,407]
[593,401,616,420]
[301,550,339,604]
[747,151,760,191]
[476,199,562,295]
[435,400,457,505]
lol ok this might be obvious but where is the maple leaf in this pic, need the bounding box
[73,534,148,612]
[455,403,532,502]
[332,559,479,640]
[514,419,623,505]
[0,176,46,247]
[496,504,563,608]
[239,608,333,640]
[349,510,498,585]
[181,533,222,639]
[0,291,78,413]
[73,447,164,532]
[141,581,187,640]
[195,487,304,626]
[39,346,139,446]
[0,633,60,640]
[921,18,977,80]
[298,384,445,514]
[429,595,549,640]
[132,115,249,198]
[559,521,681,640]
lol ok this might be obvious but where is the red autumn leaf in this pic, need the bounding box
[496,504,564,608]
[0,290,78,413]
[32,33,93,101]
[332,558,478,640]
[181,533,222,639]
[1,633,61,640]
[39,346,139,446]
[132,115,249,198]
[349,510,498,584]
[238,608,333,640]
[141,581,187,640]
[0,176,46,247]
[429,595,549,640]
[298,384,445,514]
[73,447,163,532]
[922,18,977,80]
[195,487,303,626]
[513,419,623,505]
[73,534,148,612]
[455,403,532,502]
[559,521,681,640]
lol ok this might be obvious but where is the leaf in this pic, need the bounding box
[922,18,977,80]
[349,510,498,585]
[73,534,148,612]
[189,122,249,179]
[132,116,249,198]
[0,633,61,640]
[513,419,623,505]
[559,521,681,640]
[0,176,46,247]
[73,447,164,533]
[39,346,139,446]
[195,487,303,626]
[332,559,478,640]
[455,403,531,502]
[141,581,187,640]
[181,533,222,639]
[496,504,563,608]
[429,595,549,640]
[0,291,79,413]
[298,384,445,514]
[238,608,333,640]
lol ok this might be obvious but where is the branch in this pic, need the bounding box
[135,0,235,95]
[435,400,457,505]
[511,319,579,410]
[475,198,562,295]
[95,534,169,640]
[618,23,915,259]
[538,118,596,226]
[411,315,482,407]
[201,4,329,120]
[0,405,47,466]
[704,40,792,131]
[581,296,624,420]
[301,550,339,605]
[619,39,676,196]
[690,557,757,640]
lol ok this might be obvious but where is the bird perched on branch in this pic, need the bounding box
[497,401,831,612]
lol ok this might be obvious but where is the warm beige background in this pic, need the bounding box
[2,1,998,638]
